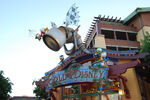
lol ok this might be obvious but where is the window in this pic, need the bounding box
[64,85,79,96]
[106,46,117,50]
[101,30,114,39]
[128,32,137,41]
[81,83,97,94]
[130,48,138,50]
[63,81,121,100]
[116,31,127,40]
[118,47,129,51]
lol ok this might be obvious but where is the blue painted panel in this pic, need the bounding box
[46,61,109,91]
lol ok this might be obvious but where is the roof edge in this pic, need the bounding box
[123,7,150,24]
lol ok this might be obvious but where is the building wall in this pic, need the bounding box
[128,16,141,31]
[94,34,106,48]
[105,39,140,48]
[141,13,150,26]
[100,22,137,32]
[128,12,150,45]
[94,33,142,99]
[142,26,150,33]
[137,26,150,44]
[118,60,142,100]
[127,13,150,31]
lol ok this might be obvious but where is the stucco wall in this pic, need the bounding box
[94,34,106,48]
[137,26,150,45]
[119,60,142,100]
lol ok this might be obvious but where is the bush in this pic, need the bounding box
[140,31,150,62]
[0,70,13,100]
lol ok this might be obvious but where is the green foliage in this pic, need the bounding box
[0,70,13,100]
[140,31,150,62]
[32,80,48,99]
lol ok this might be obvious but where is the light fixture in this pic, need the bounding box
[118,89,124,95]
[43,27,66,51]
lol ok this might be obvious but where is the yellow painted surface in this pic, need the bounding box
[51,87,62,100]
[137,30,144,45]
[118,60,142,100]
[94,34,106,49]
[143,26,150,34]
[137,26,150,45]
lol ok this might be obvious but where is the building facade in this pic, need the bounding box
[84,7,150,51]
[36,7,150,100]
[36,48,148,100]
[84,7,150,100]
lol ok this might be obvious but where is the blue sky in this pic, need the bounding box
[0,0,150,97]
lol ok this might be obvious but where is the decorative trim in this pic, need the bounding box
[45,49,148,75]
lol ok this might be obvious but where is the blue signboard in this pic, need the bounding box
[46,61,109,91]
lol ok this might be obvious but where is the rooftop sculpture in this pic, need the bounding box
[35,4,89,56]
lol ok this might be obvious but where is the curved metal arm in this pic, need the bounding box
[64,44,75,55]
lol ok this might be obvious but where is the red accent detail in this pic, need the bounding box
[50,91,56,100]
[108,60,139,98]
[108,60,138,76]
[119,75,130,98]
[108,75,130,98]
[108,61,139,99]
[41,31,45,35]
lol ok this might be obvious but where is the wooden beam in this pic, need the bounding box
[102,15,105,19]
[94,16,99,19]
[92,22,96,24]
[117,17,121,22]
[105,16,109,21]
[98,15,101,20]
[93,19,98,22]
[112,17,117,22]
